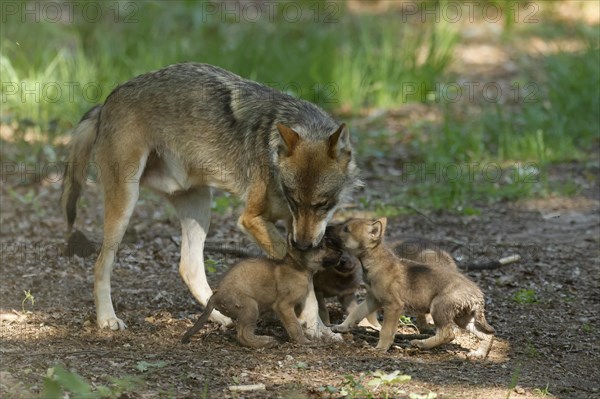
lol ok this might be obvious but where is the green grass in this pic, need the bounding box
[1,0,598,214]
[0,1,456,138]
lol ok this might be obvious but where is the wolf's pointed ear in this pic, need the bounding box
[328,123,350,159]
[277,124,300,156]
[368,218,387,241]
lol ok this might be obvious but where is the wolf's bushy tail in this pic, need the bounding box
[181,296,217,344]
[60,105,101,231]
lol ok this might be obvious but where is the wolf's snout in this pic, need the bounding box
[291,238,312,251]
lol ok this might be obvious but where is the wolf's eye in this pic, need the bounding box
[315,201,328,210]
[343,225,350,233]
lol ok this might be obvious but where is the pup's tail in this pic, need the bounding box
[60,105,101,231]
[474,308,495,335]
[181,296,217,344]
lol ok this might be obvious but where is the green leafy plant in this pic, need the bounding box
[211,195,234,215]
[135,360,167,373]
[9,189,43,215]
[21,290,35,312]
[340,374,373,399]
[368,370,412,399]
[513,289,538,304]
[293,361,308,370]
[399,315,419,332]
[205,258,219,274]
[533,383,552,397]
[318,385,339,397]
[41,366,141,399]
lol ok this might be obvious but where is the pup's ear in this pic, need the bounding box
[277,124,300,156]
[368,218,387,241]
[328,123,350,159]
[377,217,387,235]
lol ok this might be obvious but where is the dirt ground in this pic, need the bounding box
[1,153,599,398]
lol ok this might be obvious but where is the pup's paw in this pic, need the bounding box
[466,349,489,360]
[324,330,343,342]
[358,319,381,331]
[209,311,233,330]
[374,344,391,352]
[331,324,350,333]
[313,326,343,342]
[410,339,425,349]
[98,316,127,331]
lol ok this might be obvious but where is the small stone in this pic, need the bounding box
[514,385,525,394]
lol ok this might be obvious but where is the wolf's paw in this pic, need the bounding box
[98,316,127,331]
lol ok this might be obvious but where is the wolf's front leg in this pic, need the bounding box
[333,295,380,333]
[298,285,342,342]
[238,181,288,259]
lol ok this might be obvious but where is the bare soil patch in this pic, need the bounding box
[1,159,598,398]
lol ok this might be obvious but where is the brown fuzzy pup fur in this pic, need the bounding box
[182,241,342,347]
[333,218,494,358]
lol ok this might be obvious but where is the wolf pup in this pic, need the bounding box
[314,226,380,329]
[332,218,495,359]
[181,238,342,347]
[393,236,457,331]
[61,63,359,338]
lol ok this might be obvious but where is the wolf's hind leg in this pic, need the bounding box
[236,302,277,348]
[274,300,310,345]
[334,295,380,332]
[343,295,381,330]
[170,187,232,327]
[465,321,494,359]
[94,151,148,330]
[411,324,455,350]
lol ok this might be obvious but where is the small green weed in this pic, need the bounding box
[506,363,523,399]
[135,360,167,373]
[9,189,44,216]
[42,366,141,399]
[318,385,339,397]
[211,194,235,216]
[525,340,540,358]
[399,315,419,332]
[340,373,372,399]
[368,370,412,399]
[293,361,308,370]
[339,371,415,399]
[533,383,552,397]
[21,289,35,312]
[513,289,538,304]
[205,258,219,274]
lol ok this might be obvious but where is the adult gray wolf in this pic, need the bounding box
[61,63,359,340]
